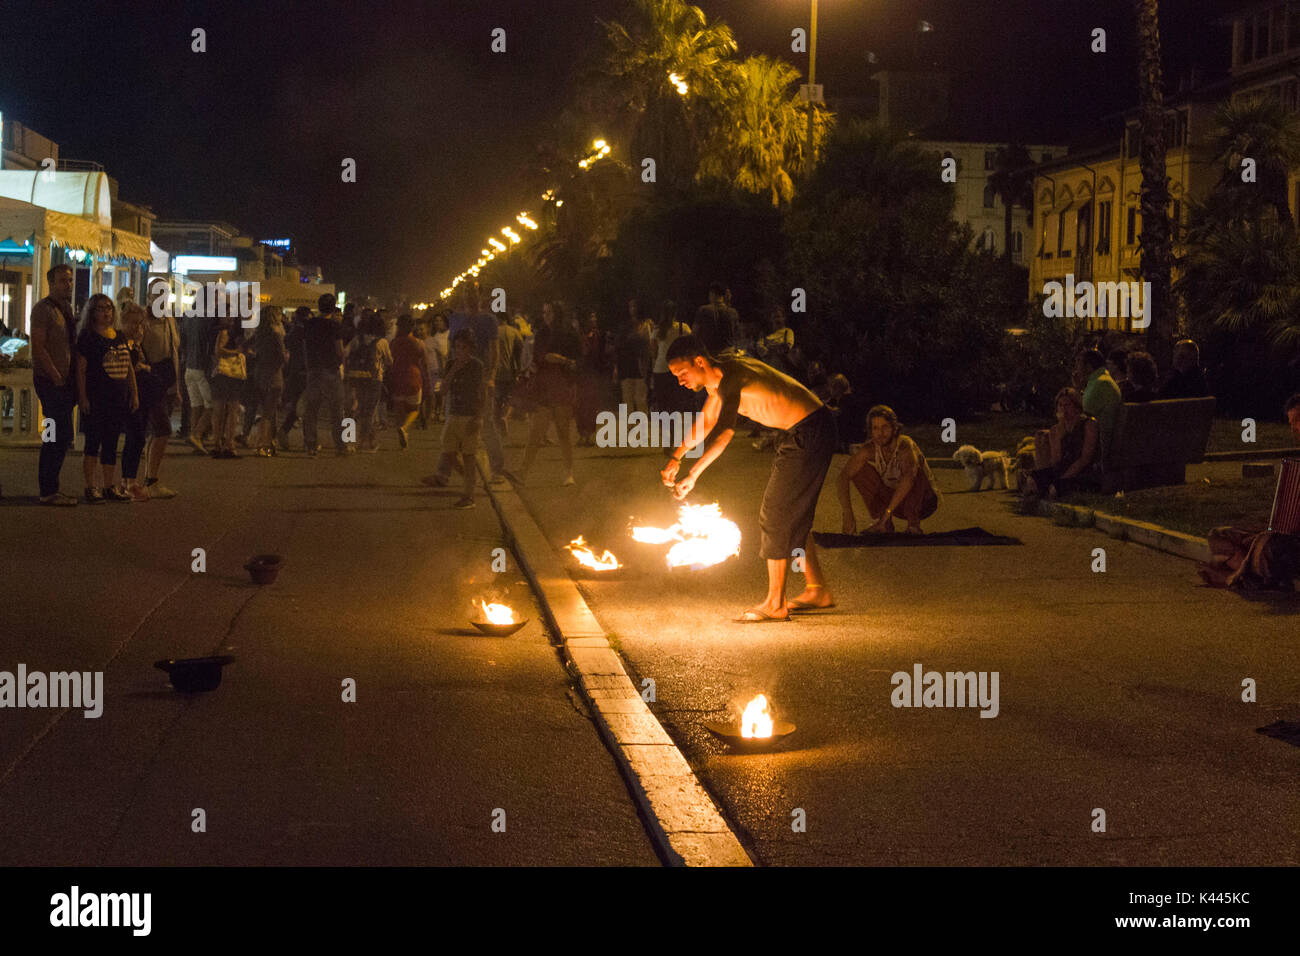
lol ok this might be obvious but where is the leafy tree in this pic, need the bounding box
[697,55,831,206]
[987,144,1036,263]
[598,0,737,192]
[1133,0,1175,370]
[1206,97,1300,226]
[784,121,1019,417]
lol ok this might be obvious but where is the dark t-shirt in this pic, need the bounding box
[78,328,132,407]
[1158,367,1209,400]
[616,328,651,380]
[304,313,342,371]
[446,355,485,417]
[694,303,738,354]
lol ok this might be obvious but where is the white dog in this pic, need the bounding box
[953,444,1009,491]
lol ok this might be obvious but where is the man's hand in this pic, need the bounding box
[78,398,90,417]
[672,473,696,500]
[660,457,680,486]
[129,395,139,413]
[841,514,857,535]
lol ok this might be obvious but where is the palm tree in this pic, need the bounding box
[1134,0,1174,371]
[987,145,1035,263]
[598,0,738,190]
[1207,97,1300,225]
[697,55,831,206]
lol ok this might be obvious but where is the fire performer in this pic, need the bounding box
[661,335,836,622]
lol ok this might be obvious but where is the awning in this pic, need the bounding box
[0,196,106,254]
[111,227,153,263]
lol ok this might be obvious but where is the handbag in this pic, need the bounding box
[214,351,247,380]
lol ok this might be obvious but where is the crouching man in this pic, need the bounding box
[661,335,836,622]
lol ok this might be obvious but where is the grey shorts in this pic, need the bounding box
[759,405,837,560]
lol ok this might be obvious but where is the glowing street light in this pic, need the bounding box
[488,237,506,252]
[668,72,688,95]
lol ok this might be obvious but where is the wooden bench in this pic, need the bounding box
[1100,396,1216,493]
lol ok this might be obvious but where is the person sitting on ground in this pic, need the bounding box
[1158,338,1210,399]
[1199,393,1300,590]
[1121,350,1159,402]
[837,405,940,535]
[1023,387,1099,499]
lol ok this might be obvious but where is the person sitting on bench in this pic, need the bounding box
[1023,387,1100,499]
[837,405,940,535]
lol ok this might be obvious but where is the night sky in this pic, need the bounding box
[2,0,1229,300]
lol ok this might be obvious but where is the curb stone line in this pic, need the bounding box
[1033,499,1211,562]
[479,472,754,868]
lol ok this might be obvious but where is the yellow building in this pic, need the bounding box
[1030,0,1300,332]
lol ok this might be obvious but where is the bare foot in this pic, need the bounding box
[786,587,835,611]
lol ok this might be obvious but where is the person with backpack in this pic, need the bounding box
[343,310,392,452]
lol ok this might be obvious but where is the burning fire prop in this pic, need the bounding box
[565,536,622,571]
[740,694,774,739]
[479,600,515,625]
[632,502,742,569]
[471,599,527,636]
[703,693,796,750]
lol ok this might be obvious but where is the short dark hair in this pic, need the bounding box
[1285,393,1300,415]
[708,282,726,298]
[665,333,714,366]
[1107,348,1128,373]
[1127,351,1158,390]
[397,314,414,335]
[1078,348,1105,372]
[451,328,475,349]
[47,264,73,283]
[317,293,336,312]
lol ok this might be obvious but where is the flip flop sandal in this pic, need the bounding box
[733,608,792,623]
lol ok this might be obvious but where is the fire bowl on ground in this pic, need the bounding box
[703,718,797,751]
[155,655,236,693]
[470,619,529,637]
[244,554,284,585]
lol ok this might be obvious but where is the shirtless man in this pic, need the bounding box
[661,335,837,622]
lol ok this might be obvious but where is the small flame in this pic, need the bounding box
[741,695,774,739]
[566,536,622,571]
[632,503,742,569]
[480,600,515,625]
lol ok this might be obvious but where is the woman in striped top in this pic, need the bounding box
[76,293,138,503]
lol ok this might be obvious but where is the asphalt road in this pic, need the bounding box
[0,423,657,866]
[512,430,1300,866]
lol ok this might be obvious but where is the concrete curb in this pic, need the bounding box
[1032,498,1211,563]
[482,475,753,868]
[1202,447,1300,462]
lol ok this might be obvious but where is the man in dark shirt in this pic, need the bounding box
[431,328,485,508]
[447,283,506,484]
[661,335,837,622]
[693,282,739,356]
[300,293,348,455]
[1158,339,1210,400]
[30,264,79,504]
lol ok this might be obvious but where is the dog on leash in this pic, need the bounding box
[953,444,1009,491]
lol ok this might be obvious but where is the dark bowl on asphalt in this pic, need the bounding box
[470,619,528,637]
[155,655,236,693]
[244,553,284,585]
[703,718,797,752]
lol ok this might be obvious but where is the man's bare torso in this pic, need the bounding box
[712,355,821,432]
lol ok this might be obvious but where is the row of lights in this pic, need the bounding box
[428,138,612,303]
